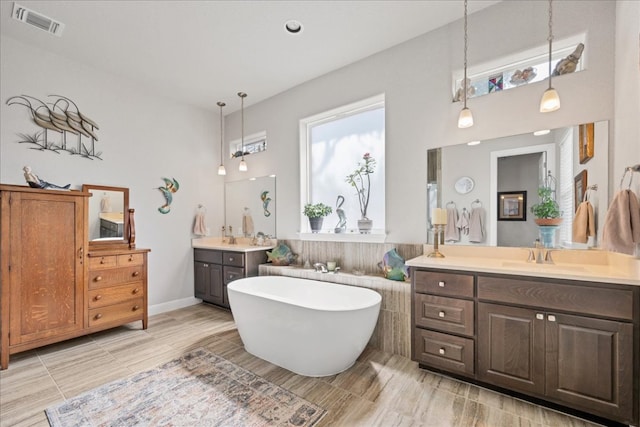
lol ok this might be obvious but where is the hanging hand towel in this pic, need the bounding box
[242,211,255,237]
[572,201,595,244]
[457,208,470,235]
[468,206,485,243]
[602,189,640,255]
[193,208,208,236]
[444,207,460,242]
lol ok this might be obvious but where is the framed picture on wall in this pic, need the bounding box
[574,170,588,212]
[578,122,594,164]
[498,191,527,221]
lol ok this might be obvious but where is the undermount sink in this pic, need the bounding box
[501,261,587,273]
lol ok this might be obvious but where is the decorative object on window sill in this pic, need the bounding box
[457,0,474,128]
[217,101,226,176]
[266,243,297,266]
[261,190,272,217]
[22,165,70,190]
[553,43,584,76]
[453,78,476,102]
[378,248,409,281]
[157,177,179,214]
[7,94,101,159]
[488,73,503,93]
[509,66,537,86]
[334,195,347,233]
[540,0,561,113]
[346,152,376,233]
[238,92,248,172]
[303,202,332,233]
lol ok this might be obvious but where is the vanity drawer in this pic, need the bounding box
[88,298,144,327]
[477,276,634,321]
[88,283,144,308]
[117,253,144,266]
[414,270,474,298]
[194,249,222,264]
[88,255,117,269]
[223,266,245,284]
[223,252,244,267]
[414,328,474,375]
[415,294,474,336]
[88,266,144,289]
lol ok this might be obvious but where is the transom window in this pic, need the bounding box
[299,94,385,240]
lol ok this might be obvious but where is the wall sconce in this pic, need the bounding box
[217,101,226,176]
[540,0,560,113]
[458,0,474,128]
[238,92,248,172]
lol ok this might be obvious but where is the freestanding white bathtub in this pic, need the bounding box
[227,275,381,377]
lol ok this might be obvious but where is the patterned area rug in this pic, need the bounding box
[45,347,326,426]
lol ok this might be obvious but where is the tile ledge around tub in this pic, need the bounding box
[258,264,410,288]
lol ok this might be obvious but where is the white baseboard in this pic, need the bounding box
[148,297,202,316]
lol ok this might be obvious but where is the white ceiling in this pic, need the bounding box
[1,0,499,112]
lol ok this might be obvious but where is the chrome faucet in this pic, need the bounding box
[227,226,236,244]
[313,263,328,273]
[528,239,554,264]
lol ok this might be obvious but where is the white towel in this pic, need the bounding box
[602,190,640,255]
[242,213,254,237]
[444,207,460,242]
[469,206,485,243]
[193,211,208,236]
[100,194,111,213]
[457,208,470,235]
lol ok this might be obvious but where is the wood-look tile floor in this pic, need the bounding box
[0,304,605,427]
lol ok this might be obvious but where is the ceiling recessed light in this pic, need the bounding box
[534,129,550,136]
[284,20,303,34]
[467,140,481,146]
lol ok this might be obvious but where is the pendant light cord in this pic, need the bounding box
[217,102,225,162]
[463,0,468,109]
[547,0,553,90]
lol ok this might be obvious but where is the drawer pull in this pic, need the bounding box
[128,255,134,262]
[94,313,103,320]
[439,348,446,355]
[132,305,140,311]
[132,271,140,277]
[100,257,106,264]
[548,315,556,322]
[229,257,234,262]
[94,295,102,301]
[438,281,445,287]
[203,263,209,268]
[536,313,544,320]
[132,288,140,294]
[95,276,103,282]
[438,311,446,318]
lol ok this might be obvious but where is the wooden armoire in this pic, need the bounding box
[0,184,149,369]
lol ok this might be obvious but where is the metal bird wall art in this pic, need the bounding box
[157,177,180,214]
[6,94,102,160]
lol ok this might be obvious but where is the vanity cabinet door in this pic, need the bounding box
[546,313,634,423]
[477,302,545,396]
[194,261,224,306]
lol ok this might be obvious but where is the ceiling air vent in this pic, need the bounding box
[12,3,65,36]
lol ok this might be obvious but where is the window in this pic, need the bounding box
[229,130,267,158]
[299,94,385,240]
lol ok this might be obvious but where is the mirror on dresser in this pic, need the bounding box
[82,184,130,248]
[427,121,609,248]
[224,175,276,238]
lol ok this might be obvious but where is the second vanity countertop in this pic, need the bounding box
[192,237,277,252]
[406,245,640,286]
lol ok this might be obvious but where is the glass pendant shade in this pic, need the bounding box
[539,87,560,112]
[238,159,247,172]
[458,107,474,128]
[217,164,226,175]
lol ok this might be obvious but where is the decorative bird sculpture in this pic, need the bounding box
[157,177,180,214]
[552,43,585,76]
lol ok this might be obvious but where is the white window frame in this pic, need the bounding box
[299,94,386,242]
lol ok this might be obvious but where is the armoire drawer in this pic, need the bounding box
[88,266,143,289]
[88,283,144,308]
[88,298,144,327]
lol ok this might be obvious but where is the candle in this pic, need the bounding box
[432,208,448,225]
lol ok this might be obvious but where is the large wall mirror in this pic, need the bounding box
[225,175,276,238]
[82,184,130,248]
[427,121,609,249]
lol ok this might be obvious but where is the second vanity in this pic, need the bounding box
[407,246,640,426]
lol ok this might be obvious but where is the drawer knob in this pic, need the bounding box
[132,271,140,277]
[132,288,140,294]
[95,276,103,282]
[132,305,140,311]
[548,315,556,322]
[439,348,446,355]
[438,281,445,287]
[536,313,544,320]
[438,311,446,318]
[94,295,102,301]
[94,313,103,320]
[129,255,134,262]
[229,257,234,262]
[100,257,106,264]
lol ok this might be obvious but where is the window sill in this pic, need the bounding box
[298,231,386,243]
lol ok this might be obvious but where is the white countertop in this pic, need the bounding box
[191,237,277,252]
[406,245,640,286]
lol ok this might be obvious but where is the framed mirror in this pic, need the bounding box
[225,175,276,238]
[82,184,130,249]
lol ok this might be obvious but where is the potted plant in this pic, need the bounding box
[345,152,376,233]
[530,186,562,226]
[303,203,332,233]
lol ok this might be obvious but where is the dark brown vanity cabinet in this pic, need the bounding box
[411,267,639,426]
[194,248,267,308]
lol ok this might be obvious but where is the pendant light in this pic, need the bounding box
[458,0,473,128]
[540,0,560,112]
[217,101,226,176]
[238,92,248,172]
